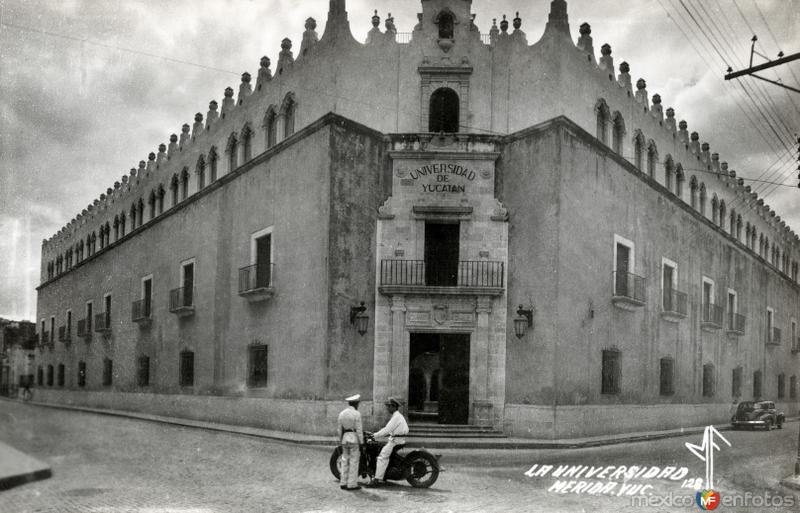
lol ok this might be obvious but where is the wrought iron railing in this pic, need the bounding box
[131,299,151,321]
[238,263,274,293]
[612,271,646,304]
[395,32,412,43]
[727,312,746,334]
[169,286,194,311]
[94,312,111,332]
[701,303,724,328]
[662,288,687,316]
[380,260,504,288]
[76,319,88,338]
[769,327,782,345]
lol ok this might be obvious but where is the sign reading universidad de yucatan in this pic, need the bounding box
[408,163,477,193]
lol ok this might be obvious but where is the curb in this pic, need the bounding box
[6,398,797,451]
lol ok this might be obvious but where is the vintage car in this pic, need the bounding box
[731,401,785,430]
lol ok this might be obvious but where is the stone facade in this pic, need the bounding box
[34,0,799,438]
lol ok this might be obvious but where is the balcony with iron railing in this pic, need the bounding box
[767,326,782,345]
[726,312,746,336]
[700,303,724,331]
[131,299,152,326]
[612,271,646,310]
[238,263,275,302]
[76,318,92,340]
[169,286,195,316]
[58,325,71,344]
[660,288,687,321]
[379,260,504,296]
[94,312,111,334]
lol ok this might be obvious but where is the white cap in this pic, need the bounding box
[345,394,361,402]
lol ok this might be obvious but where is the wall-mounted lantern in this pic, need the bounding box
[350,301,369,336]
[514,304,534,339]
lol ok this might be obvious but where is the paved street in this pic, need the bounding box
[1,400,799,512]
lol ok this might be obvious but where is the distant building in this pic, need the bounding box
[0,318,37,396]
[34,0,799,438]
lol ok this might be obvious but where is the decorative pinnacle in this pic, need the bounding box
[513,12,522,30]
[281,38,292,51]
[241,72,251,83]
[148,152,156,161]
[579,22,590,35]
[170,134,178,143]
[636,78,646,90]
[260,56,270,68]
[619,61,629,73]
[500,14,509,33]
[195,112,203,122]
[601,43,611,56]
[224,87,234,98]
[371,9,380,28]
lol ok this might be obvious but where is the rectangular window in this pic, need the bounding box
[180,351,194,387]
[613,235,635,298]
[425,222,460,286]
[47,365,54,386]
[40,320,45,343]
[37,366,43,386]
[57,364,65,387]
[142,277,153,317]
[248,345,268,387]
[753,370,762,398]
[732,367,742,398]
[78,361,86,387]
[50,316,55,343]
[66,310,72,337]
[104,294,112,327]
[661,258,678,313]
[252,230,273,289]
[791,376,797,399]
[137,356,150,387]
[182,261,195,307]
[702,364,715,397]
[778,374,786,399]
[659,358,674,396]
[86,301,93,332]
[601,350,621,395]
[103,358,113,386]
[767,308,774,343]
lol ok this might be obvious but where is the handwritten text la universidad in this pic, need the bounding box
[524,463,690,497]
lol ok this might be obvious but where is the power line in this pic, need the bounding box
[0,22,241,76]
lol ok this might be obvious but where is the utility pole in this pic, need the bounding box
[724,36,800,94]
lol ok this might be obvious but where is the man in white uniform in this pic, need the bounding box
[368,397,409,486]
[337,393,364,490]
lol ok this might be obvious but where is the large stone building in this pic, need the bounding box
[34,0,799,438]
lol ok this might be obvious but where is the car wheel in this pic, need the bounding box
[765,419,773,431]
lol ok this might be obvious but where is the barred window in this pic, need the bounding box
[753,370,762,399]
[103,358,113,387]
[601,349,620,395]
[180,351,194,387]
[47,364,54,386]
[137,356,150,387]
[731,367,742,398]
[57,363,65,387]
[659,357,674,396]
[791,375,797,399]
[778,373,786,399]
[248,345,268,387]
[702,364,715,397]
[37,366,43,385]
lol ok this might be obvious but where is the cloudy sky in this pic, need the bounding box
[0,0,798,321]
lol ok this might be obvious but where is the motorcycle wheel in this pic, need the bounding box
[405,452,439,488]
[329,446,343,480]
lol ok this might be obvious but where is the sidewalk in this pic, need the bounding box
[10,397,792,450]
[0,441,51,490]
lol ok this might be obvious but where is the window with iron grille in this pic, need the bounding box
[37,366,43,385]
[753,370,762,398]
[732,367,742,398]
[57,364,65,387]
[180,351,194,387]
[248,345,268,387]
[702,364,715,397]
[137,356,150,387]
[78,361,86,387]
[659,358,674,396]
[791,376,797,399]
[47,365,54,386]
[778,373,786,399]
[601,350,620,395]
[103,358,113,386]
